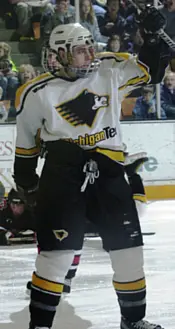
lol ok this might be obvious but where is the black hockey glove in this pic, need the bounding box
[138,5,166,34]
[16,184,38,209]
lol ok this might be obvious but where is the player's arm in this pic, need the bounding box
[13,84,43,191]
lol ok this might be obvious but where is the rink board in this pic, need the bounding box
[0,121,175,200]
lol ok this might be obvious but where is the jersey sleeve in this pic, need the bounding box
[115,53,150,91]
[14,81,44,188]
[98,52,150,99]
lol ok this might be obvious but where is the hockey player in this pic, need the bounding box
[14,6,170,329]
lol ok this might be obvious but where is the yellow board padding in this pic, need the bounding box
[32,272,64,294]
[145,185,175,200]
[113,278,146,291]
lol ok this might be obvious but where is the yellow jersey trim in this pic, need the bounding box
[97,51,130,62]
[15,72,53,111]
[15,146,40,157]
[89,147,125,163]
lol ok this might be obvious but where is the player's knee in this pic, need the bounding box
[110,246,145,282]
[35,250,74,283]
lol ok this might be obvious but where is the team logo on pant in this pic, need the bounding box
[55,89,109,127]
[53,229,68,241]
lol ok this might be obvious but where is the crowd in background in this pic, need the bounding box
[0,0,174,121]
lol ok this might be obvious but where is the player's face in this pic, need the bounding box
[71,45,95,69]
[10,202,25,217]
[48,52,62,69]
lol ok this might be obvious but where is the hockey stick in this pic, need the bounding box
[128,0,175,51]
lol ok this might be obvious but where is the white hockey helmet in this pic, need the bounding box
[42,23,100,78]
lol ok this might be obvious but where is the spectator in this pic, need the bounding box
[131,28,144,53]
[0,42,19,105]
[160,0,175,41]
[68,0,107,16]
[92,0,106,17]
[18,64,37,84]
[41,0,75,40]
[9,0,54,39]
[161,71,175,118]
[0,87,8,123]
[106,34,121,52]
[119,0,137,17]
[133,85,166,120]
[97,0,136,38]
[7,64,37,123]
[79,0,108,43]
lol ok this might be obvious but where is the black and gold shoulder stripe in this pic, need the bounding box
[15,73,56,115]
[97,51,130,62]
[15,146,40,158]
[15,128,41,158]
[119,62,150,90]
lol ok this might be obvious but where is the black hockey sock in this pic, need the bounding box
[29,272,63,328]
[114,277,146,322]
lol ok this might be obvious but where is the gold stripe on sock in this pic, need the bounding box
[32,272,64,294]
[113,278,146,291]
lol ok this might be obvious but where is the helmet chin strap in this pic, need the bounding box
[67,59,101,79]
[67,50,73,66]
[64,66,78,79]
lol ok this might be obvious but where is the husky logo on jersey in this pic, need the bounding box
[92,95,108,110]
[53,229,68,241]
[55,89,109,127]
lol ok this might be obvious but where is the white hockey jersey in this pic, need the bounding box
[15,52,150,164]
